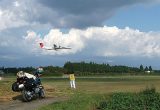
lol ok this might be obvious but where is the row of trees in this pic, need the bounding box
[0,67,35,75]
[0,62,155,76]
[0,66,65,76]
[64,62,153,75]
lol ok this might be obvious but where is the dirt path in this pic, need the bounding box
[0,97,65,110]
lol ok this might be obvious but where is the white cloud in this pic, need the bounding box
[1,25,160,66]
[0,9,28,31]
[0,0,159,30]
[23,26,160,57]
[23,29,84,55]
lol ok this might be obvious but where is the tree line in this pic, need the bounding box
[64,62,154,76]
[0,66,65,76]
[0,62,157,76]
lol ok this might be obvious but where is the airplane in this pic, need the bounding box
[39,43,71,50]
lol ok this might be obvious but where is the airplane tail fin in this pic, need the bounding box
[39,43,44,48]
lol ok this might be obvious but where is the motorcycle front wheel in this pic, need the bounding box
[39,88,45,98]
[22,90,32,102]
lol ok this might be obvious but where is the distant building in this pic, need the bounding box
[0,70,4,76]
[0,70,4,80]
[145,70,151,73]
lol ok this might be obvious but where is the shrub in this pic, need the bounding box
[98,87,160,110]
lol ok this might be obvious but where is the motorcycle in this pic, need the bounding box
[12,72,45,102]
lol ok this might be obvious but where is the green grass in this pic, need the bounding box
[38,88,160,110]
[38,92,105,110]
[38,87,160,110]
[42,75,160,83]
[36,76,160,110]
[42,76,160,94]
[2,75,160,108]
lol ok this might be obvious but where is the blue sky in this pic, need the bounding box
[0,0,160,69]
[105,3,160,32]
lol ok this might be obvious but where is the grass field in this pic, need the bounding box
[39,76,160,110]
[42,76,160,94]
[1,75,160,109]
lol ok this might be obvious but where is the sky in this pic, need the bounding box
[0,0,160,69]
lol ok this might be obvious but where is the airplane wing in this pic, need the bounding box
[53,44,71,50]
[54,47,71,50]
[60,47,71,49]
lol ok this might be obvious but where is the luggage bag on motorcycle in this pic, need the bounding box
[12,82,20,92]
